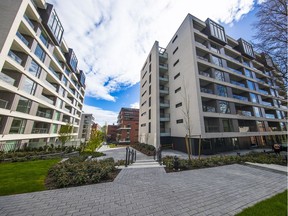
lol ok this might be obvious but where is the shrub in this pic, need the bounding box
[131,143,155,156]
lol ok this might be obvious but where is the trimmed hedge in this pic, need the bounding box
[163,152,287,171]
[131,143,155,156]
[46,158,117,188]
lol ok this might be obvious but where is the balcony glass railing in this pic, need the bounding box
[233,95,249,101]
[36,110,52,118]
[265,114,275,119]
[262,101,272,106]
[45,80,57,92]
[269,127,279,131]
[0,98,8,109]
[228,67,242,75]
[199,71,210,77]
[159,86,169,91]
[195,41,208,49]
[8,51,22,65]
[237,110,252,116]
[16,31,29,46]
[40,95,54,105]
[160,100,169,105]
[197,56,209,62]
[200,88,213,94]
[32,128,49,134]
[0,72,16,86]
[231,80,245,88]
[159,63,168,69]
[49,67,60,80]
[160,113,170,118]
[23,14,35,29]
[259,89,269,95]
[256,78,265,84]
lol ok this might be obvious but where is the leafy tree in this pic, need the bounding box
[84,130,104,152]
[58,124,73,148]
[252,0,287,84]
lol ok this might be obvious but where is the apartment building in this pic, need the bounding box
[107,124,118,143]
[117,108,139,144]
[139,14,287,155]
[0,0,86,150]
[78,113,94,141]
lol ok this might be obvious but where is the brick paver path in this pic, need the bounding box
[0,164,287,216]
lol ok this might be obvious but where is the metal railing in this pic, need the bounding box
[197,55,209,62]
[265,114,275,119]
[262,101,272,107]
[259,89,269,95]
[125,147,136,167]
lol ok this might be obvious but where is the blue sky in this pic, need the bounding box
[49,0,264,126]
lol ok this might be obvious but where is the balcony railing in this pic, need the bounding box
[49,67,60,80]
[237,110,252,116]
[0,98,8,109]
[259,89,269,95]
[265,114,275,119]
[8,51,22,65]
[269,127,279,131]
[0,72,16,86]
[256,78,265,84]
[231,80,245,88]
[36,110,52,118]
[195,41,208,49]
[160,100,169,107]
[226,55,241,63]
[228,67,242,75]
[32,128,49,134]
[159,63,168,70]
[23,14,34,29]
[203,105,216,112]
[16,31,29,46]
[201,87,213,94]
[233,94,249,101]
[262,101,272,107]
[45,80,57,92]
[40,95,54,105]
[199,71,210,77]
[197,56,209,62]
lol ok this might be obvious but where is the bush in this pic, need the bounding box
[46,158,116,188]
[80,151,105,158]
[131,143,155,156]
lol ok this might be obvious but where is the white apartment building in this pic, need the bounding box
[0,0,86,151]
[139,14,287,155]
[78,113,94,141]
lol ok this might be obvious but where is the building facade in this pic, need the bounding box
[0,0,86,151]
[107,124,118,143]
[117,108,139,144]
[139,14,287,155]
[78,113,94,141]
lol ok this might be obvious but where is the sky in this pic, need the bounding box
[48,0,264,126]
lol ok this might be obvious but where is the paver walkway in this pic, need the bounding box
[0,164,287,216]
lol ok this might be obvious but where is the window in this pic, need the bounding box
[69,51,78,72]
[141,101,146,106]
[62,76,68,86]
[149,64,151,72]
[9,118,26,134]
[223,119,233,132]
[149,85,151,95]
[176,119,183,124]
[173,59,179,67]
[34,44,45,62]
[216,85,227,97]
[211,55,222,67]
[174,72,180,80]
[141,91,147,97]
[148,109,151,120]
[22,77,37,95]
[175,87,181,93]
[253,107,262,117]
[172,35,178,43]
[148,122,151,133]
[250,93,258,103]
[29,60,41,77]
[51,124,58,133]
[173,47,178,55]
[256,121,265,132]
[247,81,255,90]
[141,112,146,116]
[211,44,220,53]
[56,99,63,108]
[244,69,252,78]
[40,31,49,47]
[214,70,225,81]
[276,110,282,119]
[142,71,147,79]
[16,96,32,114]
[175,102,182,108]
[58,86,65,97]
[149,74,151,83]
[47,9,64,44]
[55,111,61,120]
[219,101,230,113]
[141,123,146,127]
[149,97,151,107]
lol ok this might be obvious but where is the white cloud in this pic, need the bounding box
[130,102,139,109]
[82,104,118,126]
[49,0,258,101]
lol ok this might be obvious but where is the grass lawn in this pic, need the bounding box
[236,190,287,216]
[0,159,60,196]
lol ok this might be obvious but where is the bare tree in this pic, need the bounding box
[252,0,287,84]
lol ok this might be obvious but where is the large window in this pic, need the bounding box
[54,111,60,121]
[215,70,225,81]
[253,107,262,117]
[219,101,230,113]
[256,121,265,132]
[34,44,45,62]
[250,93,258,103]
[223,119,233,132]
[22,77,37,95]
[69,52,78,72]
[40,30,49,47]
[16,96,32,114]
[217,85,227,97]
[207,19,226,43]
[47,9,64,44]
[247,81,256,90]
[211,55,223,67]
[244,69,252,78]
[9,118,26,134]
[29,60,41,77]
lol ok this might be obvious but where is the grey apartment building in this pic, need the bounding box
[78,113,94,141]
[0,0,86,150]
[139,14,287,155]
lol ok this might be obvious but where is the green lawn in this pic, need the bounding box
[236,190,287,216]
[0,159,60,196]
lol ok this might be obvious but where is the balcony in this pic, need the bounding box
[45,80,58,92]
[8,51,22,65]
[32,128,49,134]
[160,113,170,121]
[49,67,60,80]
[159,63,168,72]
[36,110,52,119]
[0,72,16,86]
[195,41,208,49]
[265,114,275,119]
[199,71,210,77]
[231,80,245,88]
[228,67,242,75]
[160,100,169,108]
[159,86,169,95]
[23,14,35,30]
[159,74,169,82]
[237,110,252,117]
[197,55,209,62]
[160,129,170,136]
[226,55,241,64]
[40,95,55,105]
[203,105,216,113]
[200,87,213,94]
[256,78,266,85]
[0,98,8,109]
[16,31,29,46]
[233,94,249,102]
[259,89,269,95]
[262,101,272,107]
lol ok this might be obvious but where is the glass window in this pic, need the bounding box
[219,101,230,113]
[217,85,227,97]
[56,99,63,108]
[244,69,252,78]
[250,93,258,103]
[16,96,32,114]
[253,107,262,117]
[29,60,41,77]
[62,76,68,86]
[47,10,64,44]
[223,119,233,132]
[40,31,49,47]
[276,110,282,119]
[22,77,36,95]
[34,44,45,62]
[176,119,183,124]
[55,111,61,121]
[280,122,287,131]
[215,70,225,81]
[51,124,58,133]
[9,118,26,134]
[211,44,220,53]
[247,81,255,90]
[70,52,78,72]
[211,55,223,67]
[256,121,265,132]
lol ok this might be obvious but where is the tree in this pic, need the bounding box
[252,0,287,83]
[58,123,73,148]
